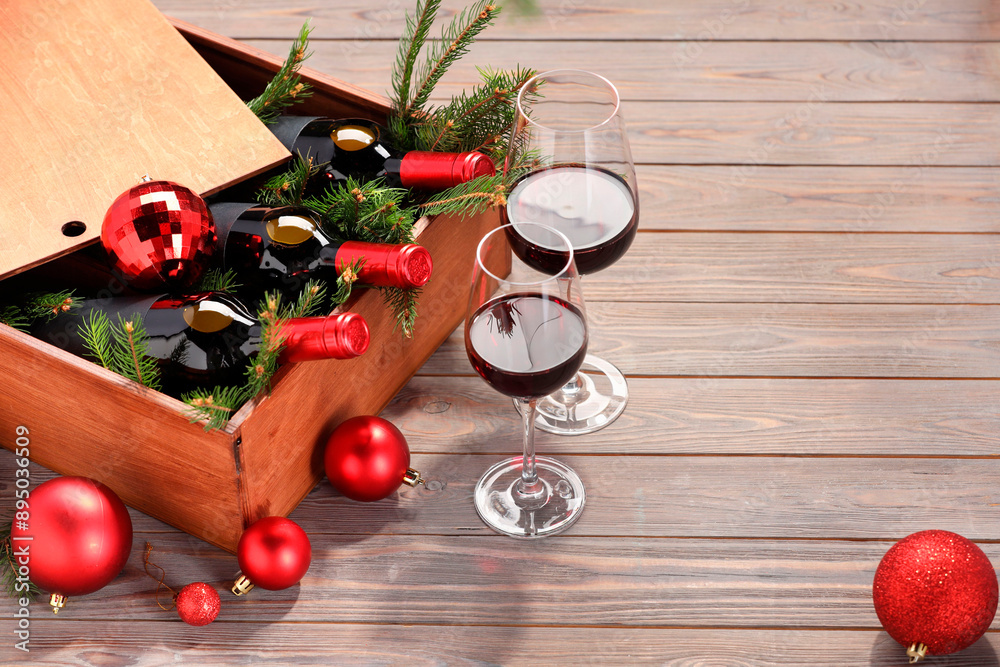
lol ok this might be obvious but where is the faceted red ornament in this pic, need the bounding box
[325,415,413,502]
[175,582,221,626]
[873,530,998,662]
[11,476,133,613]
[236,517,311,591]
[101,179,215,291]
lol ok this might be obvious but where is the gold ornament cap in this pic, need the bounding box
[232,574,255,596]
[907,643,928,663]
[402,468,424,487]
[49,593,66,614]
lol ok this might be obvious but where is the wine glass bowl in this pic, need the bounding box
[502,69,638,435]
[465,223,588,538]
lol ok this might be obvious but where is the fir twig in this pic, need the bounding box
[0,520,40,601]
[380,287,421,338]
[392,0,441,123]
[0,305,28,331]
[182,386,250,432]
[80,310,114,370]
[417,174,507,218]
[81,312,161,391]
[246,21,314,124]
[406,2,501,117]
[24,290,78,323]
[304,177,414,244]
[196,268,241,294]
[258,154,320,207]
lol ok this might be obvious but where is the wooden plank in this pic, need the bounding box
[154,0,1000,41]
[13,533,1000,626]
[0,0,289,280]
[237,39,1000,103]
[420,302,1000,378]
[287,456,1000,539]
[621,102,1000,166]
[383,376,1000,456]
[640,165,1000,233]
[571,232,1000,304]
[23,623,1000,666]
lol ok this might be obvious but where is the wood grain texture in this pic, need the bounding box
[383,376,1000,456]
[16,624,1000,666]
[526,232,1000,304]
[639,165,1000,232]
[157,0,1000,42]
[239,39,1000,103]
[421,302,1000,378]
[0,0,289,280]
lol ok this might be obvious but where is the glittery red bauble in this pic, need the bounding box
[10,477,132,598]
[175,582,221,626]
[101,180,216,291]
[873,530,998,657]
[236,517,311,591]
[324,416,410,502]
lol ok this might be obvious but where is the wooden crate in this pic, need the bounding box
[0,17,504,552]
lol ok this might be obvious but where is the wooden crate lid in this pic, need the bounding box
[0,0,291,280]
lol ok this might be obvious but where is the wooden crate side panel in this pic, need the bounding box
[236,208,505,526]
[0,325,244,551]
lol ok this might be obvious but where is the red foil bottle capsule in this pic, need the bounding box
[210,203,433,300]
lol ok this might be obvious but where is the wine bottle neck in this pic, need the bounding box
[277,312,370,363]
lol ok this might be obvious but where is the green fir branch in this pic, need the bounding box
[182,385,251,432]
[304,177,414,244]
[284,279,328,319]
[380,287,421,338]
[196,268,241,294]
[328,260,363,308]
[246,22,314,124]
[417,174,507,218]
[391,0,442,127]
[80,310,114,370]
[24,290,79,323]
[258,154,321,207]
[406,1,500,117]
[0,520,40,601]
[0,305,28,331]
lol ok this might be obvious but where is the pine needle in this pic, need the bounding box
[392,0,442,124]
[80,310,114,370]
[246,21,314,124]
[0,305,28,331]
[258,154,320,207]
[380,286,421,338]
[196,268,241,294]
[417,174,508,218]
[182,385,251,432]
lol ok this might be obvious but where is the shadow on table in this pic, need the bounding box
[869,632,999,666]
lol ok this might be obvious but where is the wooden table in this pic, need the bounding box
[4,1,1000,664]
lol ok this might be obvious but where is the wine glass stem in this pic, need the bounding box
[516,398,544,502]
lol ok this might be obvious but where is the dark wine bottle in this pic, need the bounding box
[209,202,433,299]
[270,116,496,192]
[34,291,369,392]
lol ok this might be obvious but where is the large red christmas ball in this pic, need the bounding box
[175,582,221,626]
[236,517,311,591]
[325,415,411,502]
[10,477,132,599]
[873,530,998,659]
[101,179,216,291]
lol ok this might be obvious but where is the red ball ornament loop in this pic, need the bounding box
[324,415,423,502]
[873,530,999,661]
[232,516,311,595]
[101,178,216,291]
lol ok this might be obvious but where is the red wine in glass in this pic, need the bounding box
[466,293,588,399]
[502,165,638,276]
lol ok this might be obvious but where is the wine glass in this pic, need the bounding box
[503,69,638,435]
[466,222,588,538]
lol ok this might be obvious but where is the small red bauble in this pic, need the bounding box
[234,516,311,593]
[873,530,998,661]
[101,179,216,291]
[11,476,133,612]
[325,415,421,502]
[175,582,221,626]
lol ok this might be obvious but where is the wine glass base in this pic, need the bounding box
[515,354,628,436]
[474,456,585,538]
